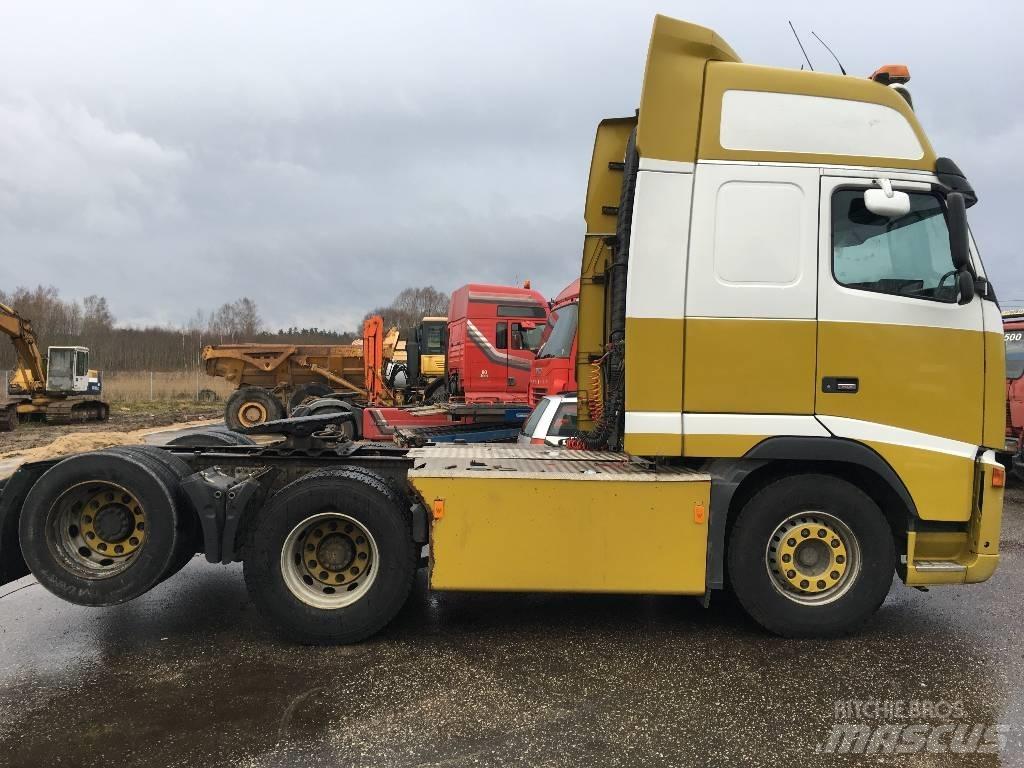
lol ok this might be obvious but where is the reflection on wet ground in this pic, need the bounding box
[2,488,1023,767]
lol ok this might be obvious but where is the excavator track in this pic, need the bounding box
[44,399,109,425]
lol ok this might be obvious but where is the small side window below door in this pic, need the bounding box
[832,189,957,302]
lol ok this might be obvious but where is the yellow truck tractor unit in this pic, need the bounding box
[0,16,1004,643]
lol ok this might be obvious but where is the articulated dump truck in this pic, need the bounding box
[0,17,1005,643]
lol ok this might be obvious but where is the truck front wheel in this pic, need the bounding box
[242,469,416,644]
[727,473,895,637]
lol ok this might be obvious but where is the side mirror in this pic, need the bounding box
[864,187,911,218]
[946,192,973,274]
[957,269,975,306]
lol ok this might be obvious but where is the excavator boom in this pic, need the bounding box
[0,302,46,393]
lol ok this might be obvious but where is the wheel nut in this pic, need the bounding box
[817,580,826,589]
[830,570,840,579]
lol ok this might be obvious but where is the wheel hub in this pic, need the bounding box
[300,518,371,587]
[73,486,146,560]
[93,504,133,542]
[239,401,269,426]
[767,512,853,601]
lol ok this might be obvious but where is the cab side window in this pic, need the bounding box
[495,322,508,350]
[76,351,88,377]
[832,189,956,302]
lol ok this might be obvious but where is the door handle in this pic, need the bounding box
[822,377,859,394]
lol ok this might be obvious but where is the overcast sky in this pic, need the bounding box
[0,1,1021,330]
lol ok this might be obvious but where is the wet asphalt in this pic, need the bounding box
[2,485,1024,767]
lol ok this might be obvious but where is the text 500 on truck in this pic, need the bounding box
[0,16,1005,643]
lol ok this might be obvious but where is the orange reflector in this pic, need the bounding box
[992,466,1006,488]
[693,503,706,524]
[530,437,545,445]
[432,499,445,520]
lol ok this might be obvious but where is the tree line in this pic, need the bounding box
[0,285,448,373]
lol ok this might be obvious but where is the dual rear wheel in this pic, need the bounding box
[19,447,197,606]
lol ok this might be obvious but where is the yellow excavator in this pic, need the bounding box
[1,302,109,432]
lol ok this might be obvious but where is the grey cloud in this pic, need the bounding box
[0,0,1022,328]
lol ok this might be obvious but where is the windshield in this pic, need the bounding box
[537,303,578,359]
[1007,328,1024,380]
[421,322,445,355]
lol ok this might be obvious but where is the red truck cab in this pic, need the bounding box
[445,283,548,403]
[1004,312,1024,464]
[529,279,579,406]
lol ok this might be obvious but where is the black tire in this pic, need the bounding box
[423,378,446,404]
[19,450,184,606]
[288,382,334,413]
[107,446,200,578]
[295,397,358,440]
[727,473,895,638]
[166,430,255,447]
[1,406,17,432]
[225,387,284,431]
[242,468,416,644]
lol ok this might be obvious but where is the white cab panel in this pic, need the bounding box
[686,163,819,319]
[625,169,694,320]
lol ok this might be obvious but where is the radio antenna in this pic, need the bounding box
[811,30,847,75]
[788,21,814,71]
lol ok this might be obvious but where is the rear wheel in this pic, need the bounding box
[19,450,184,606]
[288,382,334,413]
[423,378,446,404]
[166,430,256,447]
[727,473,895,637]
[107,446,199,579]
[225,387,283,431]
[242,469,416,644]
[1,406,17,432]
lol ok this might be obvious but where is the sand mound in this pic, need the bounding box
[0,418,224,470]
[3,432,140,463]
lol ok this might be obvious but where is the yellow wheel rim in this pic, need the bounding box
[78,487,146,557]
[238,400,269,427]
[766,511,860,605]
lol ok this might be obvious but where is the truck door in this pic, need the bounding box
[681,162,820,456]
[505,321,539,396]
[816,176,985,521]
